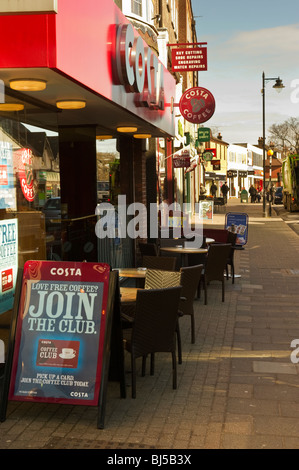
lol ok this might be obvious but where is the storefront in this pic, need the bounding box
[0,0,176,275]
[0,0,179,357]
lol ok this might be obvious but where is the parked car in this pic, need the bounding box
[42,197,61,224]
[274,187,283,205]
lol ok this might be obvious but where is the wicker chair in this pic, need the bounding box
[179,264,204,344]
[144,269,182,363]
[124,286,182,398]
[142,255,177,271]
[198,243,232,305]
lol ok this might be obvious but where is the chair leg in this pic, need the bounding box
[172,351,177,390]
[131,355,136,399]
[150,353,155,375]
[231,263,235,284]
[222,278,225,302]
[142,355,146,376]
[176,321,182,364]
[204,280,207,305]
[191,313,195,344]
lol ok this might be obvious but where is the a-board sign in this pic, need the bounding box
[199,200,213,220]
[225,212,249,246]
[8,260,111,406]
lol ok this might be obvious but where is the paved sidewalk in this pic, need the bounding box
[1,199,299,449]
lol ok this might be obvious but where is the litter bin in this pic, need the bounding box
[240,189,248,203]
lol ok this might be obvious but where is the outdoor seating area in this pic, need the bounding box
[116,227,239,398]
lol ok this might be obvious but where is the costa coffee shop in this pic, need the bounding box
[0,0,176,281]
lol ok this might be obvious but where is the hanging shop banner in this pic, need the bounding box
[0,141,16,210]
[0,219,18,314]
[8,260,111,406]
[198,127,210,142]
[211,159,221,170]
[225,212,249,246]
[171,46,207,72]
[173,149,190,168]
[179,87,216,124]
[202,148,216,161]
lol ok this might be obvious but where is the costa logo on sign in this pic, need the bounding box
[179,87,215,124]
[15,148,36,202]
[114,24,164,110]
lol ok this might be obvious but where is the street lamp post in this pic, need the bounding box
[261,72,284,217]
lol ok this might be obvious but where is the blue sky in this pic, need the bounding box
[191,0,299,145]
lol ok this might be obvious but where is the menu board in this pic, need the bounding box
[8,260,110,406]
[225,212,249,246]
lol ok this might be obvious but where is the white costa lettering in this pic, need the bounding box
[50,267,82,277]
[114,23,164,110]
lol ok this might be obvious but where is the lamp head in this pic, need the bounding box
[273,77,284,93]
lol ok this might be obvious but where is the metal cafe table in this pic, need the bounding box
[159,245,208,267]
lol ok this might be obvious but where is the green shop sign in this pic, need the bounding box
[198,127,210,142]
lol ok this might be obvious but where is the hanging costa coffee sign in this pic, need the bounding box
[179,87,215,124]
[113,23,164,110]
[14,148,36,202]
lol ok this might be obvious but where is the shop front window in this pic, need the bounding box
[96,138,133,268]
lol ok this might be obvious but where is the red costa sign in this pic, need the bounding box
[179,87,215,124]
[14,148,35,202]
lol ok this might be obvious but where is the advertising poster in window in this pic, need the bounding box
[0,219,18,314]
[0,141,16,210]
[8,260,110,406]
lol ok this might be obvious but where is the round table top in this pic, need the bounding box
[120,287,140,303]
[114,267,147,278]
[160,246,208,254]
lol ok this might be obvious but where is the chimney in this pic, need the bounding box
[217,133,222,140]
[258,137,264,147]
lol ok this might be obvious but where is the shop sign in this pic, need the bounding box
[114,23,164,110]
[14,148,36,202]
[198,127,210,142]
[173,156,190,168]
[239,171,248,178]
[173,149,190,168]
[225,212,249,246]
[8,261,111,406]
[211,159,221,170]
[179,87,216,124]
[227,169,237,178]
[171,47,207,72]
[0,219,18,314]
[199,200,213,220]
[202,148,216,161]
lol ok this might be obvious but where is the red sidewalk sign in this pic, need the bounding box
[0,261,125,429]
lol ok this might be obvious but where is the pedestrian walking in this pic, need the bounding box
[220,181,229,204]
[249,184,257,203]
[210,181,217,197]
